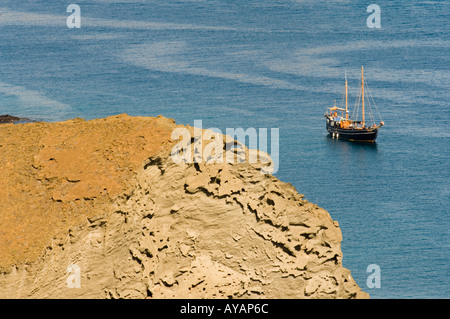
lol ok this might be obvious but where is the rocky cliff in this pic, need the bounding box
[0,114,368,299]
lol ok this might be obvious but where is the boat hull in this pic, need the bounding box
[325,117,378,142]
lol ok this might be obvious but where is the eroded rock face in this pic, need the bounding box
[0,115,368,299]
[0,114,177,271]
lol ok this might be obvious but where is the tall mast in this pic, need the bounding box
[361,66,365,126]
[345,70,348,120]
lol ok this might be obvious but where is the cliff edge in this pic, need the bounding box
[0,114,368,299]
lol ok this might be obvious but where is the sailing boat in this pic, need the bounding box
[324,66,384,142]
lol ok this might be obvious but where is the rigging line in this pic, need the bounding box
[369,101,375,125]
[371,91,383,122]
[353,87,361,122]
[365,81,375,125]
[354,89,359,121]
[365,79,383,122]
[340,87,345,109]
[369,90,376,124]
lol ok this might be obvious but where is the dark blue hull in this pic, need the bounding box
[325,116,378,142]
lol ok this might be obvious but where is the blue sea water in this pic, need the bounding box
[0,0,449,299]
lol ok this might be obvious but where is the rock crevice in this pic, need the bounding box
[0,114,368,299]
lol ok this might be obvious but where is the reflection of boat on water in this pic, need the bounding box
[325,67,384,142]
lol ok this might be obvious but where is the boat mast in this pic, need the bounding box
[345,70,348,120]
[361,66,365,127]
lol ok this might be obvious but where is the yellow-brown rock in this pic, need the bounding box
[0,114,368,299]
[0,114,177,270]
